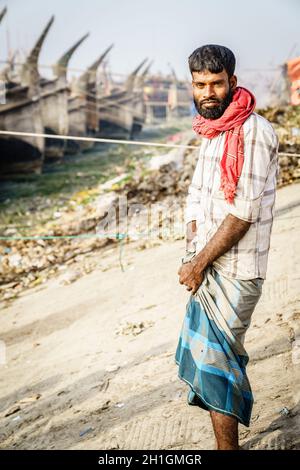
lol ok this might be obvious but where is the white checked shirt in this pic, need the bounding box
[185,112,279,280]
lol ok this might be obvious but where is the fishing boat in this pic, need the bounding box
[97,59,147,139]
[66,44,113,153]
[40,33,89,161]
[0,9,46,176]
[130,61,151,138]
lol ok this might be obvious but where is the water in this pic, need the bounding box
[0,119,192,232]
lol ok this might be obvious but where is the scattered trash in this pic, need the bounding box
[96,400,111,412]
[11,415,22,422]
[114,402,125,408]
[115,320,154,337]
[5,405,21,417]
[251,414,259,422]
[279,407,290,416]
[101,379,110,392]
[60,271,81,286]
[240,429,250,438]
[79,426,94,437]
[174,391,183,400]
[288,328,295,343]
[291,127,300,137]
[1,107,299,304]
[4,394,41,417]
[19,394,41,404]
[105,364,120,373]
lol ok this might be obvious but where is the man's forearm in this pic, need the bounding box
[191,214,251,274]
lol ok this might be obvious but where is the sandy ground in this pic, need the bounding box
[0,182,299,450]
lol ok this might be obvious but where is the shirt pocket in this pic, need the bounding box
[212,188,262,223]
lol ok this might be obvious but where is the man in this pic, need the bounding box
[175,44,279,450]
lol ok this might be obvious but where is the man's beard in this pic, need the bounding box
[194,88,233,119]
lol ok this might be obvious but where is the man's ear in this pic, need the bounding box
[230,74,237,91]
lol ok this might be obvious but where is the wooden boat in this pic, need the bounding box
[0,10,48,176]
[97,59,147,139]
[0,85,44,176]
[66,44,113,153]
[40,33,89,161]
[130,61,152,138]
[0,6,7,24]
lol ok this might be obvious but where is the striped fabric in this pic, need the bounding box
[185,112,279,280]
[175,265,264,427]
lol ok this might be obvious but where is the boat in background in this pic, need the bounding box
[66,44,114,153]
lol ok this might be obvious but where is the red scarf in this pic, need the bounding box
[192,86,256,204]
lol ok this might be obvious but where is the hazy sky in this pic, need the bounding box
[0,0,299,81]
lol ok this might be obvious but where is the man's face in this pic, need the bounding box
[192,68,237,119]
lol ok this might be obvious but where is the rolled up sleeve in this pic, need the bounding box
[227,122,279,223]
[185,183,203,224]
[185,151,205,225]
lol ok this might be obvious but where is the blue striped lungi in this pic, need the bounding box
[175,264,264,427]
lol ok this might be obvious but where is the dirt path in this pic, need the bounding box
[0,183,299,450]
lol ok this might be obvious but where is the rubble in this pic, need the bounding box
[257,105,300,186]
[114,320,155,337]
[1,112,299,303]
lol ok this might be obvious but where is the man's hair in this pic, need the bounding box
[188,44,236,78]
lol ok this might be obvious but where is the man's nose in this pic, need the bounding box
[202,85,215,99]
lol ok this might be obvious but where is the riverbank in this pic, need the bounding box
[0,182,299,450]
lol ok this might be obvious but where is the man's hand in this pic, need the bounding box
[178,214,251,295]
[178,262,204,295]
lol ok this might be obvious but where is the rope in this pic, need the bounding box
[0,129,299,156]
[0,130,198,150]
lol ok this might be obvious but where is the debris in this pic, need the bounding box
[105,364,120,373]
[288,328,295,343]
[279,407,290,416]
[60,271,82,285]
[1,112,299,303]
[251,414,260,422]
[96,400,111,412]
[101,379,110,392]
[4,393,41,417]
[4,405,21,417]
[240,429,250,438]
[79,426,94,437]
[11,415,22,423]
[19,394,41,404]
[115,320,154,337]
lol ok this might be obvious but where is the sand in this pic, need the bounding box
[0,182,299,450]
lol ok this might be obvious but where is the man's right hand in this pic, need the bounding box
[178,262,204,294]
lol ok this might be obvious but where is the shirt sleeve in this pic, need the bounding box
[227,119,279,223]
[185,151,205,225]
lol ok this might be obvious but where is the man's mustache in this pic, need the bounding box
[200,99,221,105]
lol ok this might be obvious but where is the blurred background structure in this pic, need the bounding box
[0,0,299,298]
